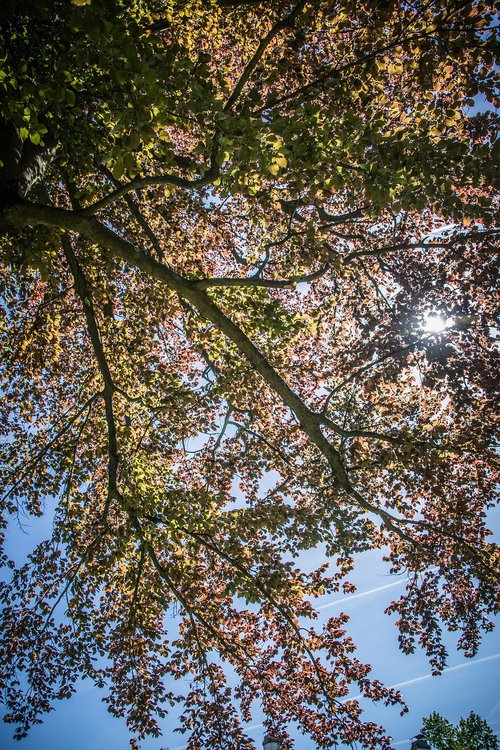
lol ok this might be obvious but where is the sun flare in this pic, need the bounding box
[422,314,452,334]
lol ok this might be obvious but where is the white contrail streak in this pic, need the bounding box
[347,652,500,702]
[318,566,442,611]
[317,577,408,610]
[389,652,500,691]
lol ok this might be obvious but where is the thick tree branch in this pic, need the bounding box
[193,264,328,289]
[61,234,122,517]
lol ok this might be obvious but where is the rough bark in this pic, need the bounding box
[0,119,56,207]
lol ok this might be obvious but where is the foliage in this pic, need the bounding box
[0,0,498,748]
[422,711,499,750]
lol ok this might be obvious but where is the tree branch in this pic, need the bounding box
[1,393,100,507]
[193,264,328,290]
[253,31,430,114]
[343,230,500,263]
[222,0,308,112]
[61,234,122,518]
[99,166,164,258]
[79,164,219,215]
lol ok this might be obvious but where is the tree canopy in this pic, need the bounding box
[0,0,498,748]
[422,711,499,750]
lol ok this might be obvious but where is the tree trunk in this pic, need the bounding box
[0,118,56,206]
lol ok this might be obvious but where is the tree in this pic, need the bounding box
[422,711,499,750]
[0,0,498,747]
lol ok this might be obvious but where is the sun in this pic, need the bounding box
[422,313,452,334]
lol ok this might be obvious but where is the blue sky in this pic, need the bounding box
[1,520,498,750]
